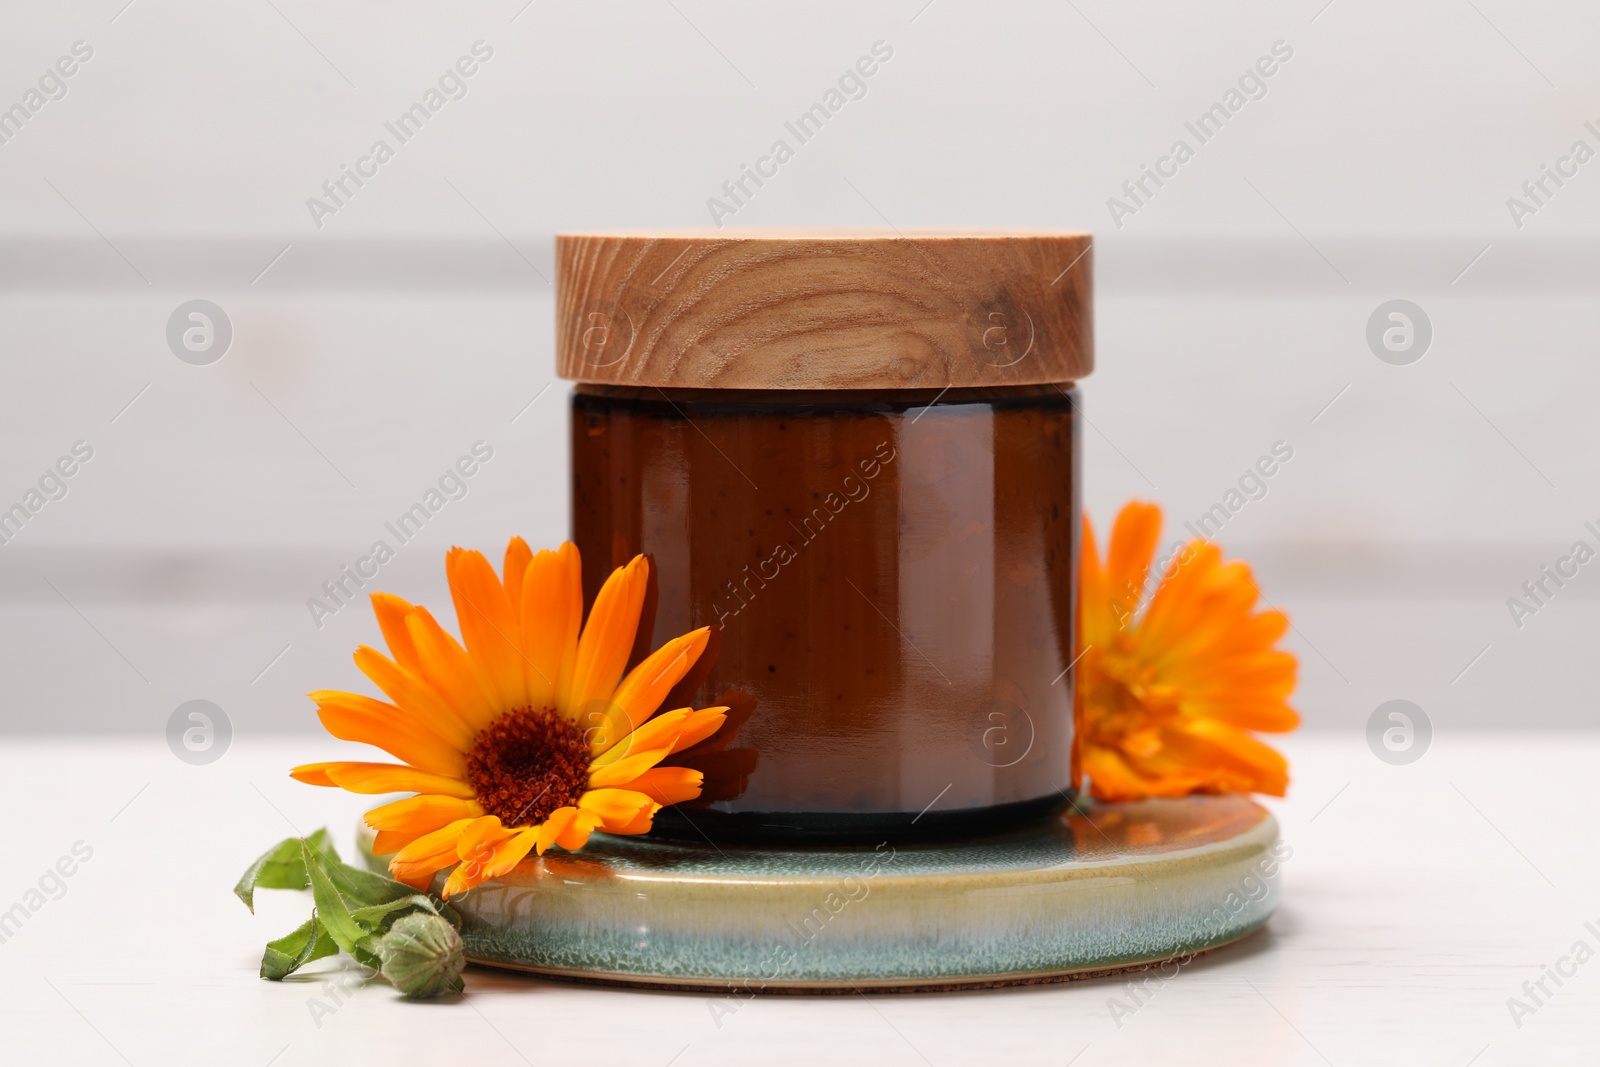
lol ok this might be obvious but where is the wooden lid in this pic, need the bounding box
[555,232,1093,389]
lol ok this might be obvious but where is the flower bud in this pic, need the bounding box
[379,913,464,997]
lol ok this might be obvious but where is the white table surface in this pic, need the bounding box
[3,732,1595,1066]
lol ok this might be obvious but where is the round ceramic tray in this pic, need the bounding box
[363,795,1282,992]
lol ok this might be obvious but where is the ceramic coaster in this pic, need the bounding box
[364,794,1282,992]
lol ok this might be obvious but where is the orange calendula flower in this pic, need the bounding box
[292,539,724,897]
[1075,501,1299,802]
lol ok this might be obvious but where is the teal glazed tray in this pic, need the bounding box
[365,794,1284,992]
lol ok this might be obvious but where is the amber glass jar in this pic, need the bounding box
[558,233,1094,842]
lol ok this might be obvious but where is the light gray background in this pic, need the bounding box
[2,0,1595,737]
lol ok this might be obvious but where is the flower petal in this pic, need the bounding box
[590,628,711,750]
[369,592,424,675]
[441,815,517,896]
[560,555,649,722]
[388,818,476,889]
[534,806,580,854]
[289,762,338,787]
[626,766,704,806]
[310,690,467,778]
[477,827,541,880]
[455,814,514,861]
[588,747,673,788]
[557,809,605,849]
[405,607,499,734]
[1081,745,1159,802]
[591,707,693,767]
[1105,501,1162,615]
[351,648,476,749]
[1173,719,1290,795]
[668,707,728,754]
[578,787,660,832]
[1138,542,1225,651]
[315,762,475,798]
[1078,514,1113,648]
[502,537,534,615]
[425,827,540,885]
[520,544,582,713]
[372,829,424,856]
[448,547,527,715]
[364,794,484,834]
[1075,502,1298,803]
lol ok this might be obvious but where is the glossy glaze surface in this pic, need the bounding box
[393,796,1280,990]
[571,385,1079,838]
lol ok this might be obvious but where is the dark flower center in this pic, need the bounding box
[466,707,590,827]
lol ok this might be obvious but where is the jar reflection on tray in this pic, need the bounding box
[557,232,1094,842]
[573,386,1079,839]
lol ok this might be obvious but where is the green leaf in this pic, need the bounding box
[324,859,417,909]
[233,828,337,912]
[243,831,461,982]
[260,917,338,980]
[301,840,369,957]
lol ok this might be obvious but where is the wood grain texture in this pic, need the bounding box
[555,232,1093,389]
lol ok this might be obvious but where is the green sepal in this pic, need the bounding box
[351,894,443,933]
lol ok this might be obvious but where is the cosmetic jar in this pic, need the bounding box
[559,233,1093,841]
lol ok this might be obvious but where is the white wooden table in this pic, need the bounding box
[2,732,1593,1066]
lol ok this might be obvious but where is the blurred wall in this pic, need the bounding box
[2,0,1596,734]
